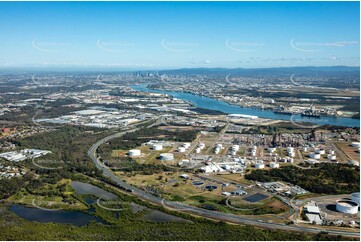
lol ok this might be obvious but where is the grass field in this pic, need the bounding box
[226,196,288,215]
[7,179,87,210]
[333,141,360,161]
[120,171,289,216]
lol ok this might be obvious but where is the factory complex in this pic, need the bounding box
[36,107,155,129]
[0,149,51,162]
[302,192,360,226]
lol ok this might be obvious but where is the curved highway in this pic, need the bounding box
[87,119,360,238]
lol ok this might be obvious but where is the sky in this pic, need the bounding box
[0,1,359,70]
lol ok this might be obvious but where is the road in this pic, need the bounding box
[292,163,321,170]
[87,119,359,238]
[329,141,350,162]
[205,122,230,154]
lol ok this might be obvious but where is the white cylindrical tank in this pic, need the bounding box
[352,192,360,205]
[216,144,223,149]
[268,147,276,153]
[336,200,359,214]
[159,153,174,161]
[310,153,321,159]
[327,154,336,160]
[183,143,191,149]
[196,148,201,154]
[199,143,205,149]
[315,149,325,155]
[314,153,321,159]
[178,147,186,153]
[152,144,163,150]
[255,163,265,169]
[270,162,279,168]
[129,149,141,157]
[348,160,359,166]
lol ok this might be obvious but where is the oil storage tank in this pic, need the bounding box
[129,149,141,157]
[152,144,163,151]
[352,192,360,205]
[178,147,186,153]
[159,153,174,161]
[336,200,359,214]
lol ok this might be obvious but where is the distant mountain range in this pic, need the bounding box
[0,66,359,75]
[159,66,360,75]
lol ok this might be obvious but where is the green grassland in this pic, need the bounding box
[7,179,87,211]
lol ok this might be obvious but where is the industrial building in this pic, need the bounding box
[303,201,323,225]
[228,114,258,119]
[231,189,248,196]
[0,149,51,162]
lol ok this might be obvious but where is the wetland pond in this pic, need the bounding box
[10,181,190,225]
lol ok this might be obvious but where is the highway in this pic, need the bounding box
[87,119,360,238]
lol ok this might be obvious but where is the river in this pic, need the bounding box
[131,85,360,128]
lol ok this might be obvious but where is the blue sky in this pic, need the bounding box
[0,1,359,69]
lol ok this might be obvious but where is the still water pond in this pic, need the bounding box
[10,181,189,225]
[70,181,117,200]
[10,204,105,227]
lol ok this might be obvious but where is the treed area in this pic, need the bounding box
[104,127,198,151]
[0,206,353,241]
[0,126,112,199]
[245,163,360,194]
[13,125,109,175]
